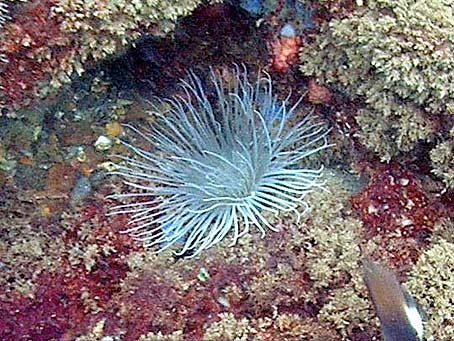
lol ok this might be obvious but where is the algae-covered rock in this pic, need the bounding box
[0,0,220,109]
[51,0,213,63]
[47,0,220,88]
[300,0,454,181]
[406,228,454,340]
[430,127,454,189]
[203,312,252,341]
[301,170,375,337]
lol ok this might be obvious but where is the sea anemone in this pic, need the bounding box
[109,67,330,257]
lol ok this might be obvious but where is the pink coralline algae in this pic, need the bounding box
[0,0,69,108]
[0,204,136,341]
[351,164,438,266]
[352,166,435,238]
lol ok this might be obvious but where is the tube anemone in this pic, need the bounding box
[109,67,330,257]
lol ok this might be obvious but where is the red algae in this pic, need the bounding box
[0,0,69,108]
[0,202,137,341]
[105,260,247,341]
[110,276,186,340]
[1,260,128,341]
[351,164,438,267]
[306,78,332,105]
[183,263,247,339]
[351,165,436,238]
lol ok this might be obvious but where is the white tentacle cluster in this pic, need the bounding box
[109,67,330,257]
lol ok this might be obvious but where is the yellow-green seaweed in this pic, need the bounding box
[406,227,454,340]
[300,0,454,173]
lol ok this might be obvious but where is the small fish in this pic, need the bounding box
[362,259,425,341]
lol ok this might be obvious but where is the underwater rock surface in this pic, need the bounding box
[0,1,452,340]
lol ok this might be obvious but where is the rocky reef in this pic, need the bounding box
[300,0,454,189]
[1,0,453,340]
[0,0,220,111]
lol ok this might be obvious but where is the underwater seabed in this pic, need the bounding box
[1,1,454,340]
[2,159,450,340]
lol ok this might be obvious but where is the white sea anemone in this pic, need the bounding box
[109,67,330,257]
